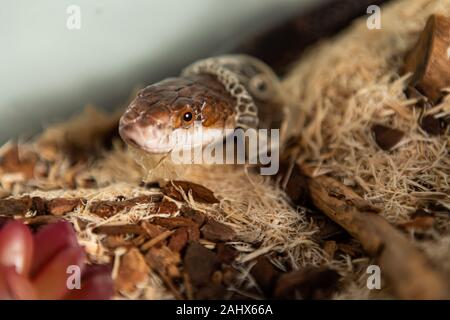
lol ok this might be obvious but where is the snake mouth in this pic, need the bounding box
[119,120,174,154]
[119,116,225,154]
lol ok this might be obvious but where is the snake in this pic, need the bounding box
[119,55,288,163]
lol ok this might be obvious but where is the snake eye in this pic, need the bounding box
[182,111,193,122]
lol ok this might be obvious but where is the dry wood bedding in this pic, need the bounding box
[0,0,449,299]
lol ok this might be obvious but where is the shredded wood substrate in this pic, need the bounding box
[0,0,449,299]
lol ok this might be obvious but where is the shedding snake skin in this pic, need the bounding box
[119,55,286,154]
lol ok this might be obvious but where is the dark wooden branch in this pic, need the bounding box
[303,166,450,299]
[278,160,450,299]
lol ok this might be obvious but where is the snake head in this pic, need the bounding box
[119,75,236,154]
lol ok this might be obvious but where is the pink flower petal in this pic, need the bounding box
[0,221,33,276]
[0,268,14,300]
[32,246,86,300]
[65,265,114,300]
[31,221,79,277]
[1,266,37,300]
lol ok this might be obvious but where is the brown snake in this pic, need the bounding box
[119,55,287,155]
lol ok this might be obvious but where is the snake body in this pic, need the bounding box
[119,55,286,155]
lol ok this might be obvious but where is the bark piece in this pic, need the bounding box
[180,206,206,226]
[140,181,160,189]
[141,221,167,238]
[372,124,404,151]
[251,257,279,297]
[200,220,236,242]
[47,198,82,215]
[216,243,238,264]
[163,181,219,204]
[140,230,174,251]
[278,160,309,206]
[89,201,124,218]
[420,114,444,136]
[195,284,226,300]
[89,195,158,218]
[323,241,338,258]
[184,242,218,288]
[152,217,196,229]
[145,245,181,279]
[93,224,146,236]
[398,216,435,232]
[168,227,189,253]
[101,236,132,249]
[0,196,32,216]
[411,208,435,218]
[20,215,62,226]
[185,225,201,242]
[313,215,349,241]
[157,200,178,214]
[115,248,149,295]
[274,267,340,299]
[404,15,450,102]
[31,197,47,215]
[0,190,10,199]
[0,144,36,179]
[336,242,363,258]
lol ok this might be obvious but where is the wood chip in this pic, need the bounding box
[141,221,167,238]
[195,284,226,300]
[140,181,160,189]
[180,205,206,226]
[372,124,404,151]
[278,160,309,206]
[420,114,443,136]
[31,197,47,215]
[185,225,201,242]
[312,215,349,241]
[323,240,338,258]
[47,198,82,215]
[157,200,178,214]
[101,235,132,249]
[274,267,340,299]
[0,196,32,216]
[89,195,158,218]
[20,215,62,226]
[250,257,279,297]
[411,208,435,218]
[168,227,189,252]
[0,190,10,199]
[163,180,219,204]
[336,242,363,258]
[93,224,146,236]
[152,217,196,229]
[0,144,37,179]
[200,219,236,242]
[184,242,218,288]
[216,243,238,264]
[140,230,174,251]
[145,245,181,279]
[115,248,149,295]
[398,216,436,232]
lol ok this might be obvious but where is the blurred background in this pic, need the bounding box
[0,0,320,143]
